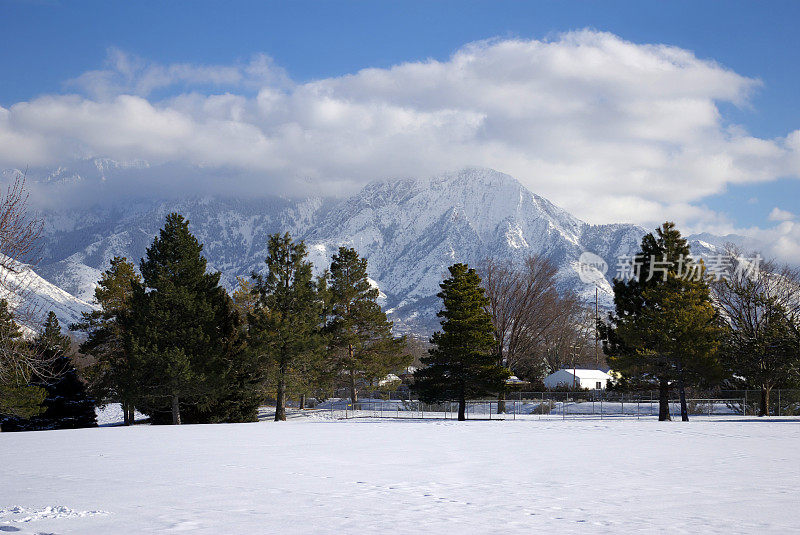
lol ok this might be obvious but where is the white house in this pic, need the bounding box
[543,368,613,390]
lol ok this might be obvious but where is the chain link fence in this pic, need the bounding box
[302,389,800,420]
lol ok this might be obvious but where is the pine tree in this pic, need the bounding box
[413,263,509,420]
[326,247,408,406]
[601,222,723,421]
[72,256,141,425]
[250,233,326,421]
[231,276,258,322]
[0,299,46,425]
[125,213,255,424]
[16,312,97,431]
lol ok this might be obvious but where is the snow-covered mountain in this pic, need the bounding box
[23,165,737,334]
[0,260,97,336]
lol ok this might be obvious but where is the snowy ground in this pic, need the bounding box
[2,413,799,534]
[95,404,148,426]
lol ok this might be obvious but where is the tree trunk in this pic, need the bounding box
[759,386,770,417]
[171,395,181,425]
[123,402,135,426]
[458,395,466,421]
[299,393,306,410]
[128,405,135,425]
[122,401,131,425]
[496,346,506,414]
[275,360,287,421]
[658,377,671,421]
[348,363,358,409]
[677,361,689,422]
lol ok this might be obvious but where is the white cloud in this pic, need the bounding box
[67,48,291,99]
[751,221,800,264]
[768,207,796,222]
[2,30,800,259]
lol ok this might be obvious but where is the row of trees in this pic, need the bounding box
[1,177,795,427]
[74,213,410,424]
[601,222,800,420]
[413,223,800,423]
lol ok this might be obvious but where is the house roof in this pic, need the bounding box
[549,368,612,380]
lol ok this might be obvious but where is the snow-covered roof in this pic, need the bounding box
[378,373,400,386]
[551,369,612,380]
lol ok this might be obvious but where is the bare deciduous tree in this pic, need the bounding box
[712,247,800,416]
[538,301,597,376]
[480,256,583,410]
[0,172,50,390]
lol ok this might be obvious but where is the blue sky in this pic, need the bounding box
[1,1,799,259]
[3,0,799,136]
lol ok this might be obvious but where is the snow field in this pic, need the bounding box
[1,416,799,534]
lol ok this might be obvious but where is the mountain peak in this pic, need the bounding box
[29,166,735,334]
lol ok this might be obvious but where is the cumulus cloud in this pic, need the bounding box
[750,221,800,264]
[1,30,800,259]
[768,207,796,222]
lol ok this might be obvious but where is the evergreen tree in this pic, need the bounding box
[231,276,258,323]
[601,222,723,421]
[9,312,97,431]
[326,247,408,406]
[413,263,508,421]
[0,299,46,425]
[125,213,257,424]
[72,256,141,425]
[250,233,326,421]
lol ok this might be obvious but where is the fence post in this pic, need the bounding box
[778,390,781,417]
[744,391,748,416]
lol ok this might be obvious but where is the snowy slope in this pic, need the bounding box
[0,260,98,334]
[25,164,739,334]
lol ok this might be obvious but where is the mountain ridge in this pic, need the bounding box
[10,164,742,334]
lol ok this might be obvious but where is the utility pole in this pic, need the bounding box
[572,344,578,390]
[595,286,599,367]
